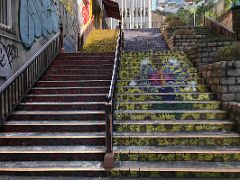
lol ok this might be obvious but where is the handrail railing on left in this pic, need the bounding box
[0,32,60,125]
[103,22,122,169]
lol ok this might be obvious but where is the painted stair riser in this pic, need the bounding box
[0,138,105,146]
[114,124,233,133]
[119,73,200,80]
[58,52,115,57]
[2,125,105,132]
[23,96,107,102]
[51,60,113,66]
[116,94,216,101]
[116,102,221,110]
[41,75,112,81]
[17,104,106,111]
[35,81,111,87]
[113,137,240,146]
[0,153,104,161]
[117,79,205,85]
[8,114,105,121]
[115,112,227,121]
[48,65,113,70]
[116,86,210,93]
[114,153,240,162]
[30,88,109,94]
[45,69,113,75]
[110,171,240,178]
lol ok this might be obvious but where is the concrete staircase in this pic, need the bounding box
[0,52,115,176]
[113,51,240,178]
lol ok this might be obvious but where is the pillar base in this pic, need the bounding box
[103,153,114,169]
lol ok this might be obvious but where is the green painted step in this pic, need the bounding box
[115,110,227,121]
[113,132,240,146]
[110,161,240,178]
[114,146,240,162]
[116,93,216,102]
[116,85,209,93]
[116,101,221,110]
[114,120,233,133]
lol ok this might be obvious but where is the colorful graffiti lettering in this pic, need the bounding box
[19,0,59,48]
[60,0,74,15]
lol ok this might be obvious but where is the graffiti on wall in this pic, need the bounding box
[60,0,75,15]
[19,0,59,49]
[0,40,19,69]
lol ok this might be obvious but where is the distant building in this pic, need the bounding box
[106,0,152,29]
[156,0,195,13]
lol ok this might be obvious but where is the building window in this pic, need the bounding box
[146,8,148,17]
[138,8,141,17]
[127,8,130,17]
[122,9,125,17]
[0,0,12,30]
[134,8,137,17]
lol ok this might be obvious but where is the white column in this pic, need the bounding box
[149,0,152,28]
[125,0,127,29]
[132,0,134,28]
[143,0,146,28]
[129,0,131,29]
[140,0,143,28]
[121,0,124,29]
[135,0,138,28]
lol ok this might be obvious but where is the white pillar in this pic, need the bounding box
[140,0,143,28]
[129,0,131,29]
[143,0,146,28]
[149,0,152,28]
[132,0,134,29]
[121,0,124,29]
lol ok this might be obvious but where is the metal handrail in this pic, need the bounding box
[0,32,60,124]
[105,23,122,154]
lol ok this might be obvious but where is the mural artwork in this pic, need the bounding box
[19,0,59,49]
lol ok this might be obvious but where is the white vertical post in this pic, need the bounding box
[140,0,143,28]
[143,0,146,28]
[129,0,131,29]
[149,0,152,28]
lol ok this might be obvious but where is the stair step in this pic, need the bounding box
[112,161,240,173]
[55,56,114,61]
[0,146,105,161]
[118,78,205,85]
[116,101,221,110]
[114,146,240,162]
[51,60,113,66]
[48,64,113,70]
[114,120,233,133]
[113,132,240,146]
[41,74,112,80]
[45,69,113,75]
[115,110,227,121]
[18,102,106,111]
[0,132,105,146]
[58,52,115,57]
[3,120,105,132]
[24,94,108,102]
[117,85,209,93]
[35,81,111,87]
[8,111,105,121]
[30,87,109,94]
[116,93,216,101]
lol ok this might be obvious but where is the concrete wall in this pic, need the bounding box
[0,0,59,86]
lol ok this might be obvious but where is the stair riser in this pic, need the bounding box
[113,137,240,146]
[55,56,114,61]
[118,79,205,86]
[115,112,227,121]
[51,60,113,66]
[35,81,111,87]
[120,67,197,73]
[48,65,113,70]
[114,124,233,133]
[41,75,112,81]
[119,74,200,80]
[45,70,113,75]
[116,102,221,110]
[8,114,105,121]
[58,52,115,56]
[110,171,240,178]
[17,104,106,111]
[2,125,105,132]
[0,153,104,161]
[116,94,216,101]
[30,88,109,94]
[24,96,107,102]
[117,86,209,93]
[0,138,105,146]
[115,153,240,162]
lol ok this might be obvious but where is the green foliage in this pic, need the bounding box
[165,14,187,27]
[216,45,240,61]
